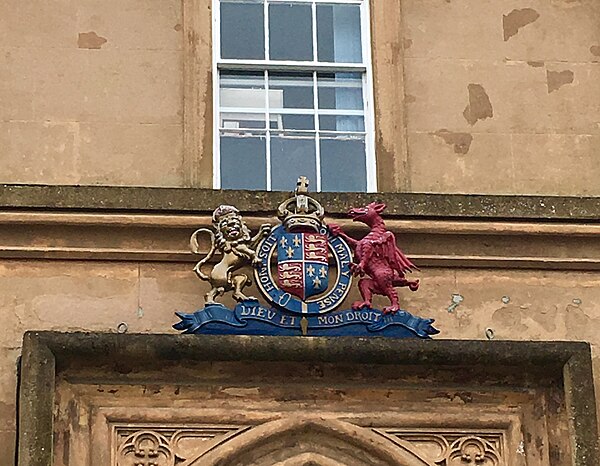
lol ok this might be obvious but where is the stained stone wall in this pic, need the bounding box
[0,0,598,193]
[0,0,184,187]
[2,0,600,463]
[402,0,600,194]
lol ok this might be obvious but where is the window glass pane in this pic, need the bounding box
[220,71,267,128]
[271,135,316,191]
[221,112,266,129]
[270,114,315,131]
[269,72,314,110]
[320,135,366,192]
[220,71,265,108]
[220,1,265,60]
[269,3,313,61]
[319,115,364,132]
[317,4,362,63]
[220,132,267,190]
[318,73,363,110]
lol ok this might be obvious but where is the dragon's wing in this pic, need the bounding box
[380,231,418,273]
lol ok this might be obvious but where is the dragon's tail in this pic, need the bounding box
[190,228,215,281]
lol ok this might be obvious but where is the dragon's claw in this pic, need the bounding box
[352,301,371,310]
[382,305,400,315]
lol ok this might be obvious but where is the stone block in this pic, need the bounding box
[0,48,35,121]
[502,0,600,63]
[29,48,182,124]
[511,134,600,196]
[405,58,599,137]
[403,0,507,61]
[76,0,182,51]
[79,123,184,186]
[135,263,207,332]
[407,131,514,194]
[0,430,15,465]
[403,0,600,63]
[0,0,76,49]
[0,261,139,348]
[0,121,79,185]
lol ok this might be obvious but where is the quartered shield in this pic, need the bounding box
[277,232,328,300]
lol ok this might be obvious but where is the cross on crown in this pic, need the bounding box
[277,176,324,233]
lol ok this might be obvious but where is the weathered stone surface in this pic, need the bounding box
[4,185,600,221]
[79,123,184,186]
[76,0,182,51]
[0,1,76,49]
[512,134,600,196]
[3,0,600,460]
[0,122,80,185]
[409,132,513,193]
[17,332,599,465]
[0,261,139,348]
[402,0,600,195]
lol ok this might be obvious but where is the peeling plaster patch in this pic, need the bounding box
[503,8,540,41]
[447,293,464,313]
[590,45,600,57]
[403,38,413,49]
[546,69,574,93]
[527,61,544,68]
[434,129,473,154]
[463,84,493,125]
[78,31,108,49]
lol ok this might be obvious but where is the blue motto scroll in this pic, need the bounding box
[173,300,439,339]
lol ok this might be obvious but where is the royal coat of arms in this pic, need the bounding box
[174,177,439,339]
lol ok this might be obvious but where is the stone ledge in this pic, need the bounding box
[2,184,600,221]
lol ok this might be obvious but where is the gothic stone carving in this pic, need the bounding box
[115,425,248,465]
[376,430,503,466]
[115,422,505,466]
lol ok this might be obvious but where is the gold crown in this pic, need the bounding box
[277,176,324,233]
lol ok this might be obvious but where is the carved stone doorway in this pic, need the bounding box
[18,333,599,466]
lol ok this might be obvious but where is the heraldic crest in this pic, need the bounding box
[174,177,439,339]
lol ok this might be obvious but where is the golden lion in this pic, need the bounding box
[190,205,271,305]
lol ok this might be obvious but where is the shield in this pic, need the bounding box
[277,232,328,300]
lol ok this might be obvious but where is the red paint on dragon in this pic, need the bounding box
[328,202,419,315]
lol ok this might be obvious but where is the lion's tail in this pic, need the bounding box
[190,228,215,281]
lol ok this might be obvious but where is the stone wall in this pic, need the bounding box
[402,0,600,194]
[1,0,600,462]
[2,189,600,461]
[1,0,598,193]
[0,0,184,186]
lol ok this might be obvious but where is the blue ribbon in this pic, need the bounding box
[174,300,438,339]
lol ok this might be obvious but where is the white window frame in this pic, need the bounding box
[212,0,377,192]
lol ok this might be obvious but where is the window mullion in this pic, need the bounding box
[264,0,270,61]
[311,0,317,63]
[265,69,272,191]
[264,2,271,191]
[313,71,321,192]
[311,1,321,192]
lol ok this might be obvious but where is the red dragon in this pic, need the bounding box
[328,202,419,314]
